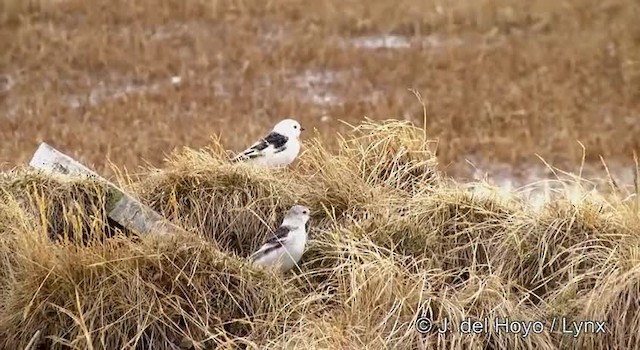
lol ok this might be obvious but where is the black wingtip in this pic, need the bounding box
[231,155,245,163]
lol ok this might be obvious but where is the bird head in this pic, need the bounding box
[283,204,311,226]
[273,118,304,139]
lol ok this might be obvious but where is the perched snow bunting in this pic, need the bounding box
[232,118,304,167]
[249,205,311,273]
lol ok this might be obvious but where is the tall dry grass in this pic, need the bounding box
[0,120,638,349]
[1,0,639,180]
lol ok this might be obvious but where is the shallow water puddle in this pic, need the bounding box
[289,68,386,108]
[291,69,345,107]
[342,34,500,50]
[347,35,413,49]
[462,157,637,207]
[64,75,183,109]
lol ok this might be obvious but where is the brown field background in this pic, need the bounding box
[2,1,640,348]
[1,0,639,185]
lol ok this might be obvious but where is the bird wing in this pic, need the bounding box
[232,132,289,162]
[249,225,292,261]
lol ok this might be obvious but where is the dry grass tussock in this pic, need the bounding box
[0,120,639,349]
[1,0,640,177]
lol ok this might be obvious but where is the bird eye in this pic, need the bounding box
[294,125,298,129]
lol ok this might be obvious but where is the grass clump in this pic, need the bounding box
[494,191,632,301]
[328,119,439,193]
[572,257,640,349]
[0,170,125,243]
[0,119,638,349]
[135,147,303,258]
[0,229,308,349]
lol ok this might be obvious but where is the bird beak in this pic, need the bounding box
[301,127,305,131]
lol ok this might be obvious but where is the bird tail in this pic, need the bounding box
[231,152,249,163]
[231,149,257,163]
[248,249,262,263]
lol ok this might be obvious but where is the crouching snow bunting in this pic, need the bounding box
[232,118,304,167]
[249,205,311,273]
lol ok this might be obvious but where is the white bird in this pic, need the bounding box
[232,118,304,167]
[249,205,311,273]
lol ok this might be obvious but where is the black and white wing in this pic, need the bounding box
[232,132,289,162]
[249,225,292,262]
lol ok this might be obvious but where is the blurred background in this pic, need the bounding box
[1,0,639,188]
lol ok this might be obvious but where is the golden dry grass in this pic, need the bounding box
[2,0,640,349]
[0,120,639,349]
[1,0,639,180]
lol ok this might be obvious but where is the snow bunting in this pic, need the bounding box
[249,205,311,273]
[232,118,304,167]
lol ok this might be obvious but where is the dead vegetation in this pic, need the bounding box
[1,0,639,180]
[0,120,638,349]
[1,0,640,348]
